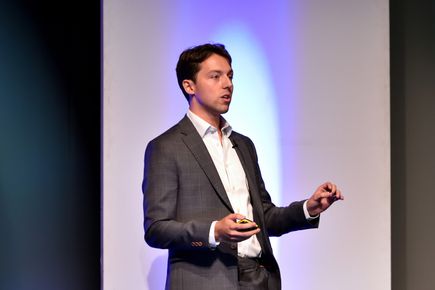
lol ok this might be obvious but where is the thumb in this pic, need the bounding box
[316,190,333,200]
[227,213,245,221]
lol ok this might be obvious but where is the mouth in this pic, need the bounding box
[221,94,232,101]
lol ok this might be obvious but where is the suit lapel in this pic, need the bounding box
[178,116,234,213]
[229,134,268,229]
[230,133,276,254]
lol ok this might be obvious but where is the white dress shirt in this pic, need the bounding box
[187,110,261,257]
[187,110,317,258]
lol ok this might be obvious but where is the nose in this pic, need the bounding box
[223,75,233,90]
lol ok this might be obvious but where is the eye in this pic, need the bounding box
[210,74,220,79]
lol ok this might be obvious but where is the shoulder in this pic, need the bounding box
[231,130,255,148]
[145,117,186,152]
[145,115,198,152]
[230,130,260,160]
[148,123,181,145]
[149,114,195,142]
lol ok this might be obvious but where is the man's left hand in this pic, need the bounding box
[306,181,344,217]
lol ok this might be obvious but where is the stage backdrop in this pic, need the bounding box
[103,1,390,289]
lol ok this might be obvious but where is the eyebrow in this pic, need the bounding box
[208,69,233,75]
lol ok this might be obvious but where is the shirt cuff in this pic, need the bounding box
[303,200,319,220]
[209,221,221,248]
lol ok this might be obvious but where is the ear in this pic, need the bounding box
[182,79,195,95]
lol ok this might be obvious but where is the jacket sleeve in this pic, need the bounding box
[142,139,211,250]
[245,138,319,237]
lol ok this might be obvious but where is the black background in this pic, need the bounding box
[1,1,100,289]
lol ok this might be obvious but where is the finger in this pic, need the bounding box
[330,183,337,194]
[329,191,344,203]
[228,213,245,221]
[226,230,246,242]
[235,221,259,231]
[336,189,344,200]
[321,198,333,209]
[330,188,342,199]
[232,227,260,241]
[325,181,333,191]
[319,182,329,192]
[244,227,261,236]
[317,190,333,199]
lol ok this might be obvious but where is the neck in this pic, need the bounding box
[189,108,221,129]
[189,107,224,144]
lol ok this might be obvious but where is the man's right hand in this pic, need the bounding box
[214,213,260,243]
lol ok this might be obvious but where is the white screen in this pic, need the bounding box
[103,1,390,289]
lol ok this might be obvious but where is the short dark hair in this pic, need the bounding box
[176,43,232,101]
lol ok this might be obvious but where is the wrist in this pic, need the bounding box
[214,221,221,242]
[209,221,220,247]
[304,199,319,219]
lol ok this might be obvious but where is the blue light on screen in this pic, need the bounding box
[212,22,282,253]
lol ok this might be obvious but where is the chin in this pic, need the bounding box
[219,108,230,114]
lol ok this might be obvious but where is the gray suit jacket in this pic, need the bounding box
[142,116,319,290]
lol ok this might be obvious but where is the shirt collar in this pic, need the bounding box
[187,110,232,138]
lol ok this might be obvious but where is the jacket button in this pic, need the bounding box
[191,241,203,247]
[230,243,237,250]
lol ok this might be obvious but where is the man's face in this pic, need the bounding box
[185,53,234,119]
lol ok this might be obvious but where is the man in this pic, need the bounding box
[142,43,343,290]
